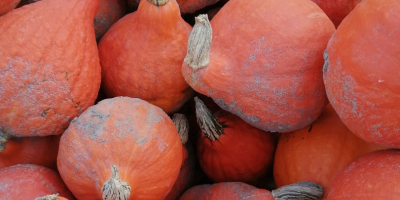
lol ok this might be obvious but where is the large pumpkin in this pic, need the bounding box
[57,97,183,200]
[0,164,74,199]
[311,0,361,27]
[323,0,400,148]
[194,97,276,185]
[273,103,386,194]
[99,0,193,114]
[182,0,335,133]
[325,150,400,199]
[0,0,101,146]
[0,0,20,16]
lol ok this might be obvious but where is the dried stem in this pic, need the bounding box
[0,130,9,152]
[147,0,169,6]
[172,113,189,145]
[102,165,131,200]
[271,181,324,200]
[194,97,224,142]
[35,193,59,200]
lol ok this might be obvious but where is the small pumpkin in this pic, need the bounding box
[0,164,74,199]
[0,0,20,16]
[94,0,127,40]
[98,0,193,114]
[0,135,60,170]
[180,181,324,200]
[311,0,361,27]
[57,97,183,200]
[194,97,276,185]
[182,0,335,133]
[127,0,220,14]
[273,103,386,194]
[323,0,400,148]
[325,150,400,199]
[0,0,101,147]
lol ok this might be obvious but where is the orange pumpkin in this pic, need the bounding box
[0,135,60,170]
[127,0,220,14]
[194,97,276,185]
[0,0,20,16]
[182,0,335,133]
[0,164,75,199]
[273,104,386,194]
[99,0,193,114]
[57,97,183,200]
[311,0,361,27]
[323,0,400,148]
[325,150,400,199]
[0,0,101,146]
[94,0,127,40]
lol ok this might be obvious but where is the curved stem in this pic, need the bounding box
[147,0,169,6]
[271,181,324,200]
[172,113,189,145]
[102,165,131,200]
[0,130,9,153]
[184,14,212,70]
[35,193,59,200]
[194,97,224,142]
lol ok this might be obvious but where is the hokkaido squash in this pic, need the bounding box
[325,150,400,199]
[0,164,74,199]
[273,104,386,195]
[127,0,220,14]
[0,0,101,147]
[0,0,20,16]
[311,0,361,27]
[182,0,335,133]
[194,97,276,185]
[0,135,60,170]
[179,181,324,200]
[99,0,193,114]
[94,0,127,40]
[57,97,183,200]
[323,0,400,148]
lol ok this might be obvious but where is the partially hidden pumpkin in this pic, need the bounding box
[98,0,193,114]
[182,0,335,133]
[0,135,60,170]
[57,97,183,200]
[0,0,20,16]
[311,0,361,27]
[0,164,74,199]
[325,150,400,199]
[323,0,400,148]
[194,97,277,185]
[94,0,127,40]
[0,0,101,147]
[127,0,220,14]
[273,103,386,195]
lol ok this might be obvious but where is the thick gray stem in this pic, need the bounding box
[147,0,169,6]
[194,97,224,142]
[102,165,131,200]
[35,193,59,200]
[271,181,324,200]
[172,113,189,145]
[184,14,212,70]
[0,130,9,152]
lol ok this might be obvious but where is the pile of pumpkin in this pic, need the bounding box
[0,0,399,199]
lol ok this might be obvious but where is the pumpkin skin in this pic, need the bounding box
[0,0,20,16]
[311,0,361,27]
[182,0,335,133]
[325,150,400,199]
[98,0,193,114]
[0,164,75,199]
[0,0,101,139]
[57,97,183,200]
[323,0,400,148]
[195,97,277,185]
[273,104,386,195]
[0,135,60,170]
[127,0,220,14]
[94,0,127,40]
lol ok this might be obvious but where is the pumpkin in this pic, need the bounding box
[182,0,335,133]
[57,97,183,200]
[0,135,60,170]
[94,0,127,40]
[194,97,276,185]
[98,0,193,114]
[273,103,386,195]
[127,0,220,14]
[0,164,74,199]
[323,0,400,148]
[0,0,101,147]
[180,181,324,200]
[0,0,20,16]
[325,150,400,199]
[311,0,361,27]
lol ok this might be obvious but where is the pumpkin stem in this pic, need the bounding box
[194,96,224,142]
[271,181,324,200]
[102,165,131,200]
[172,113,189,145]
[0,130,9,152]
[35,193,59,200]
[147,0,169,6]
[184,14,212,70]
